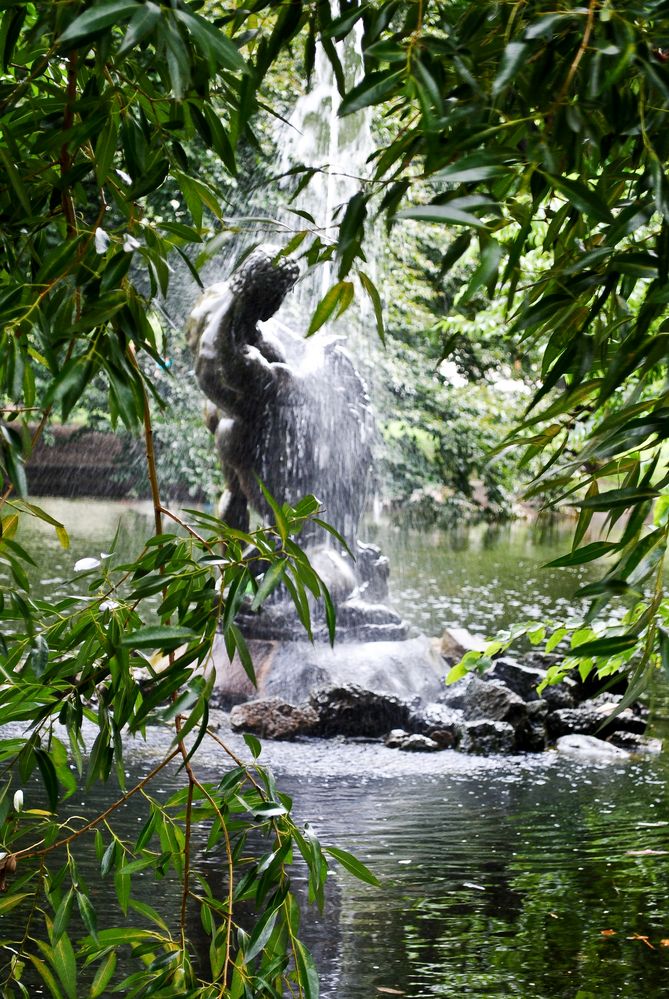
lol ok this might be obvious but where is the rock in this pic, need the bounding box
[556,734,630,760]
[309,684,410,737]
[546,707,604,740]
[428,729,458,749]
[438,674,527,733]
[587,693,647,731]
[399,734,441,752]
[459,720,516,755]
[439,627,488,660]
[465,676,527,726]
[606,731,663,755]
[408,702,465,742]
[540,679,576,710]
[435,672,477,711]
[385,729,410,748]
[593,705,646,734]
[515,699,549,752]
[487,657,544,701]
[547,702,648,741]
[229,698,318,740]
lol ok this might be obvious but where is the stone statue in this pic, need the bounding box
[188,247,406,641]
[187,247,374,545]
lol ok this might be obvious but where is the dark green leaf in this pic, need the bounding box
[58,1,140,47]
[120,625,195,650]
[545,541,619,567]
[324,846,380,886]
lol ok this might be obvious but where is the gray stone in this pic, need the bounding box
[556,734,630,760]
[408,702,465,740]
[438,673,527,728]
[606,731,663,755]
[515,699,549,752]
[547,703,648,741]
[527,699,549,719]
[459,720,516,755]
[546,707,604,740]
[229,698,318,740]
[435,671,479,711]
[541,679,576,710]
[399,734,441,752]
[487,657,544,701]
[385,729,410,748]
[309,684,410,738]
[588,694,648,733]
[465,677,527,725]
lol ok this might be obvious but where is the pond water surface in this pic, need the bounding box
[13,500,669,998]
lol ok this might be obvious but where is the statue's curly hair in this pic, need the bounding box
[231,248,299,320]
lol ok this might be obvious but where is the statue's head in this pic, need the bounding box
[231,247,300,323]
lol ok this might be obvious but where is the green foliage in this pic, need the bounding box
[375,231,533,521]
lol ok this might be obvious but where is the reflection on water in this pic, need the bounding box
[24,501,593,639]
[289,758,669,999]
[18,498,156,601]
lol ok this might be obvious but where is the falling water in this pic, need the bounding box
[276,6,375,316]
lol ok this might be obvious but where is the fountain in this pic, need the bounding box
[185,255,655,756]
[187,246,448,715]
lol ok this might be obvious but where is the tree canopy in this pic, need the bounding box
[2,0,669,995]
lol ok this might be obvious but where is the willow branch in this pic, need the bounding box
[13,747,181,861]
[556,0,596,106]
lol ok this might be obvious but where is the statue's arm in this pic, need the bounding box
[193,296,278,412]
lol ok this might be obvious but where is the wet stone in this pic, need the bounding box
[546,707,604,740]
[408,702,465,741]
[464,678,527,726]
[607,731,663,755]
[487,657,544,701]
[428,728,457,749]
[309,684,410,738]
[385,729,410,748]
[541,679,576,711]
[459,720,516,755]
[436,673,487,711]
[399,734,441,753]
[229,698,318,740]
[515,717,548,753]
[439,627,487,660]
[555,734,630,760]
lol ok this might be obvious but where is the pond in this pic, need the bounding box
[11,499,669,997]
[46,725,669,999]
[365,515,596,637]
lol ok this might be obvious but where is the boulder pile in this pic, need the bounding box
[227,649,657,756]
